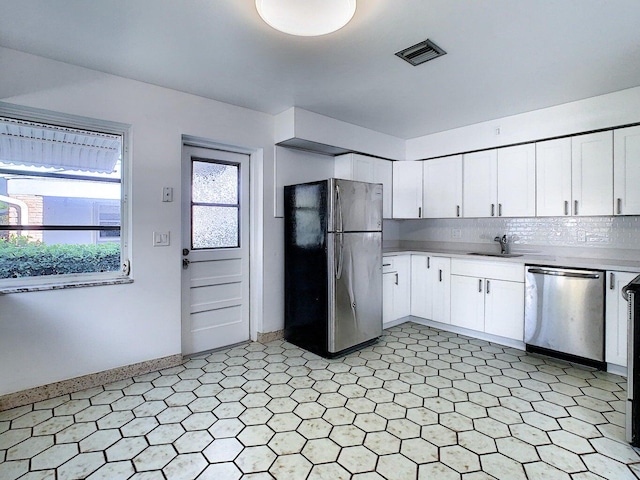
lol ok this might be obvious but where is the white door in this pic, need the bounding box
[423,155,463,218]
[614,125,640,215]
[484,279,525,341]
[410,255,431,318]
[463,150,498,217]
[605,271,637,367]
[392,161,423,218]
[497,144,536,217]
[431,257,451,325]
[181,145,250,355]
[450,275,485,331]
[536,138,572,217]
[571,131,613,216]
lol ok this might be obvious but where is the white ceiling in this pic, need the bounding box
[1,0,640,139]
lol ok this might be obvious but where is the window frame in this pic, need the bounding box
[0,102,132,290]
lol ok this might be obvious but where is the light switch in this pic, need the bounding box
[162,187,173,202]
[153,231,170,246]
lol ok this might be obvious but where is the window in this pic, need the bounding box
[191,159,240,249]
[0,105,130,287]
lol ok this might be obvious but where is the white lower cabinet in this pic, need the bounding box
[410,255,451,324]
[382,255,411,326]
[606,270,637,367]
[450,259,525,341]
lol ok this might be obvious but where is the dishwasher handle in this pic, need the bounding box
[527,267,601,279]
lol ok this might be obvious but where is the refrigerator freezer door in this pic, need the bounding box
[328,231,383,353]
[328,179,383,233]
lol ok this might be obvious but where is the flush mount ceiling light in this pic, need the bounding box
[256,0,356,36]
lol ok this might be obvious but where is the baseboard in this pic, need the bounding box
[0,354,183,412]
[257,329,284,343]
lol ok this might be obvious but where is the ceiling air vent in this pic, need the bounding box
[395,39,446,66]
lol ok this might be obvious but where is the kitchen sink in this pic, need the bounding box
[466,252,524,258]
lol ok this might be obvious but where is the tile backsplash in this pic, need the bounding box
[393,216,640,250]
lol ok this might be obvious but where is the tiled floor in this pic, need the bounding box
[1,322,640,479]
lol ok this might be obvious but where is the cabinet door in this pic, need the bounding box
[383,272,396,326]
[497,144,536,217]
[605,271,637,367]
[572,131,613,216]
[484,279,525,341]
[393,161,423,218]
[450,275,485,331]
[431,257,451,325]
[463,150,498,217]
[393,255,411,319]
[614,126,640,215]
[536,138,572,217]
[423,155,463,218]
[372,158,393,219]
[410,255,432,319]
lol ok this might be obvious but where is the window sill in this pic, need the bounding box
[0,277,133,294]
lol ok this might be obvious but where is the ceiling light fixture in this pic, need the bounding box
[255,0,356,37]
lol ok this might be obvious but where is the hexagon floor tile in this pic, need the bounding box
[2,322,640,479]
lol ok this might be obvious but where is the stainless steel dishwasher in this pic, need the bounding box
[524,265,605,368]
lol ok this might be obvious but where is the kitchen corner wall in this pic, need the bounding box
[394,216,640,255]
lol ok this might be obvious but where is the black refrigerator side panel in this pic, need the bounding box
[284,181,329,356]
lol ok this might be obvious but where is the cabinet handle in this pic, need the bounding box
[610,272,615,290]
[383,263,391,267]
[617,198,622,215]
[439,269,443,282]
[456,205,460,217]
[427,257,430,269]
[395,273,398,285]
[498,203,503,217]
[478,279,483,293]
[486,280,491,294]
[574,200,579,216]
[418,207,422,218]
[564,200,569,216]
[491,204,495,217]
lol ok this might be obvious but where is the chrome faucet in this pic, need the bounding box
[494,234,509,255]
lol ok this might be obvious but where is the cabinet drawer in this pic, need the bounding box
[382,256,396,273]
[451,259,524,282]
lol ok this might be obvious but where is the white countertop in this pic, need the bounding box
[383,246,640,273]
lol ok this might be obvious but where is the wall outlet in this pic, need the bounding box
[162,187,173,202]
[451,228,462,239]
[153,231,170,246]
[577,230,586,242]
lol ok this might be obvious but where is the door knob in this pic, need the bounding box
[182,258,190,269]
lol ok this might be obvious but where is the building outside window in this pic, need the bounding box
[0,109,130,286]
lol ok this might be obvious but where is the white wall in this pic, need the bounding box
[0,47,278,395]
[406,85,640,160]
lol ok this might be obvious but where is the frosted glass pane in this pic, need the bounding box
[193,206,238,249]
[192,161,238,204]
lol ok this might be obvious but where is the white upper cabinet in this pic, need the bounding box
[571,131,613,216]
[614,125,640,215]
[393,161,423,218]
[335,153,393,218]
[423,155,463,218]
[497,144,536,217]
[463,150,498,218]
[536,138,572,217]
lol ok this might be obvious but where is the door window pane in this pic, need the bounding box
[192,161,238,204]
[192,206,238,249]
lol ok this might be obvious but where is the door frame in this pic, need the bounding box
[181,135,263,349]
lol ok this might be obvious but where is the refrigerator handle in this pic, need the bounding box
[335,233,344,280]
[336,184,344,233]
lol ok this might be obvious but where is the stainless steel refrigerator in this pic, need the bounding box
[284,178,383,357]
